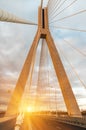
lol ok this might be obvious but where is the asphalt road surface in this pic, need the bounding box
[20,115,86,130]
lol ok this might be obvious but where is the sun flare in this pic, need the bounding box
[27,106,33,112]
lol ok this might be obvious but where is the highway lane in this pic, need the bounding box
[20,115,86,130]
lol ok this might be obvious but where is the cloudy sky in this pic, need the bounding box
[0,0,86,112]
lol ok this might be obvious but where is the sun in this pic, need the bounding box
[27,106,33,112]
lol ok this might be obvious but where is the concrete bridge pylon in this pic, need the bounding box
[6,7,82,117]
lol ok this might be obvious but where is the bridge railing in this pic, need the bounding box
[51,116,86,128]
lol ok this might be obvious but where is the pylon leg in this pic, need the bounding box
[46,32,82,117]
[5,31,40,116]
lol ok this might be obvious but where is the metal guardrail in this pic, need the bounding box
[56,116,86,128]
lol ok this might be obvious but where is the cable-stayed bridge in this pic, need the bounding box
[0,0,86,130]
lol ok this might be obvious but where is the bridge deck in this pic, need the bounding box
[0,114,86,130]
[20,115,86,130]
